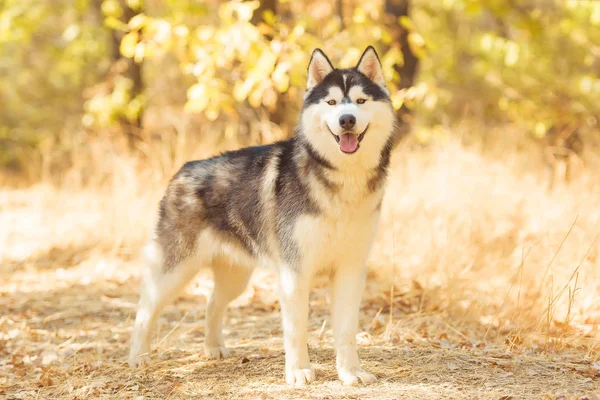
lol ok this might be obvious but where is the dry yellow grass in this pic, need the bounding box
[1,130,599,399]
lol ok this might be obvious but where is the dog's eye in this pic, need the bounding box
[356,98,367,104]
[327,100,337,105]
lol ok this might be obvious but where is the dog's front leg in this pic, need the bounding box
[278,267,315,386]
[330,265,377,385]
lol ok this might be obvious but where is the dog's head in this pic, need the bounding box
[300,46,396,167]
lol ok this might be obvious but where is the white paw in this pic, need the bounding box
[337,366,377,385]
[129,348,151,368]
[286,367,316,386]
[204,344,230,359]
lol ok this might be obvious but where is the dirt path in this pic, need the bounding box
[1,255,598,400]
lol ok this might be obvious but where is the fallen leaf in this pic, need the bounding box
[38,374,53,387]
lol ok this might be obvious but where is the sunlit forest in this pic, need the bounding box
[1,0,600,398]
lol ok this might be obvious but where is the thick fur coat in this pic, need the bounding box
[129,46,397,386]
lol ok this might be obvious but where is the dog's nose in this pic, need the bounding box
[339,114,356,130]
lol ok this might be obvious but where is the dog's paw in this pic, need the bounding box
[128,350,151,368]
[204,344,230,360]
[286,367,316,386]
[337,366,377,385]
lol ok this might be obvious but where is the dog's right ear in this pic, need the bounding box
[306,49,334,91]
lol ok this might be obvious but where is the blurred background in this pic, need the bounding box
[1,1,600,397]
[1,0,599,182]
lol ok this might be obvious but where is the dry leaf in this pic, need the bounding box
[38,374,53,387]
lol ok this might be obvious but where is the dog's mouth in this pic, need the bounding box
[328,125,368,154]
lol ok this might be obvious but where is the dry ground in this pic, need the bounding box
[1,138,600,399]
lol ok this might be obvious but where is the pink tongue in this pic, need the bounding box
[339,133,359,153]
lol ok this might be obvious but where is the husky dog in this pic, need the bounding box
[129,46,397,386]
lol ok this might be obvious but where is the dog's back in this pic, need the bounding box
[155,136,339,270]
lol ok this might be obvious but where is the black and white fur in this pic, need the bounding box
[129,46,397,386]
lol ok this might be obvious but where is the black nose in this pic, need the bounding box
[339,114,356,130]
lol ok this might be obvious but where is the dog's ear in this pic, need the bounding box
[307,49,334,90]
[356,46,385,88]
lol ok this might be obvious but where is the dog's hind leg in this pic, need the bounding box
[129,242,199,367]
[204,260,253,359]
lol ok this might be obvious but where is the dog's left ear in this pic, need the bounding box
[356,46,386,88]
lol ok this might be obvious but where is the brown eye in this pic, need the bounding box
[356,98,367,104]
[327,100,336,105]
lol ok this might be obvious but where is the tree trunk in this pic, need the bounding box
[251,0,277,26]
[544,122,584,189]
[337,0,345,30]
[385,0,419,137]
[109,1,144,149]
[251,0,288,136]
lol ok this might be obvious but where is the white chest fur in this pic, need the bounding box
[294,170,384,274]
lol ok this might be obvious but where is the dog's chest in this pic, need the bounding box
[311,167,383,212]
[293,183,383,271]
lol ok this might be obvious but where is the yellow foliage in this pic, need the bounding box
[119,31,138,58]
[185,83,209,113]
[128,13,147,30]
[101,0,123,18]
[3,0,600,163]
[272,61,291,93]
